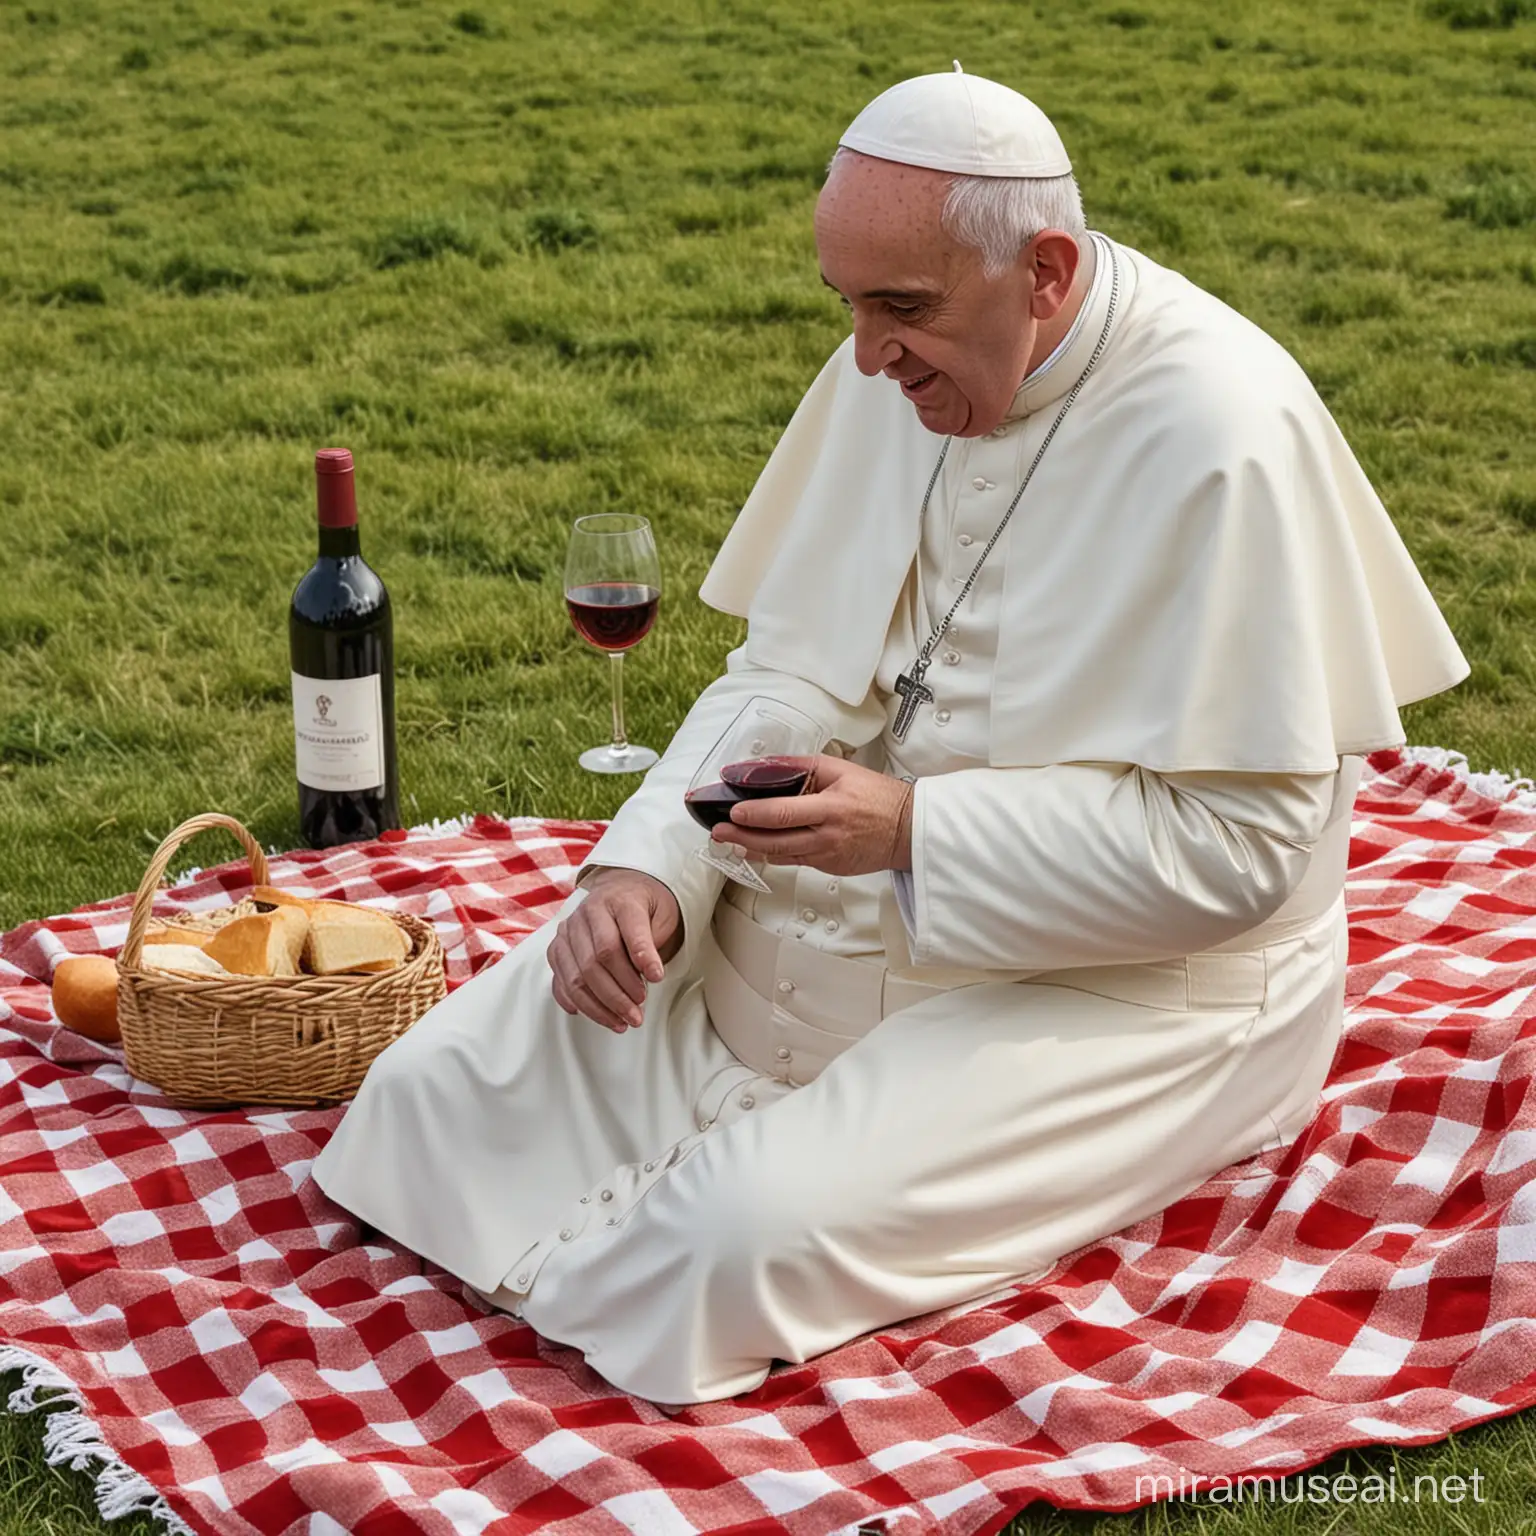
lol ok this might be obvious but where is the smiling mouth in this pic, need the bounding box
[900,371,938,397]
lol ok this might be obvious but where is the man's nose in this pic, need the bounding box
[851,314,901,378]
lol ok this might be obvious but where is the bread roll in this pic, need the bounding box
[203,906,309,977]
[303,903,409,974]
[141,943,229,976]
[52,955,121,1043]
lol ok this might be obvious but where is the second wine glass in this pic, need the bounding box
[683,696,827,893]
[564,513,661,774]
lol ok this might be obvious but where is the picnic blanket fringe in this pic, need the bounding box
[1400,744,1536,807]
[167,814,484,888]
[1,1344,198,1536]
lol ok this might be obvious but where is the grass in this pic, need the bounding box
[0,0,1534,1529]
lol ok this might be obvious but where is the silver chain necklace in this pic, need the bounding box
[891,236,1122,742]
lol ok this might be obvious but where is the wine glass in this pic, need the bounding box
[683,696,827,893]
[565,513,662,774]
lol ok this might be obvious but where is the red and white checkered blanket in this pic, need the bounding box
[4,750,1536,1536]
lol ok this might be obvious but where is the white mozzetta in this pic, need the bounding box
[700,237,1468,773]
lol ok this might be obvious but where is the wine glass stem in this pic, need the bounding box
[608,651,630,758]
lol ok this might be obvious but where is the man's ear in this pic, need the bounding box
[1026,231,1082,320]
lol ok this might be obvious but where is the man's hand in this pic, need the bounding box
[548,869,682,1033]
[713,756,915,877]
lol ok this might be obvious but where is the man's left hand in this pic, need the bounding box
[712,756,914,877]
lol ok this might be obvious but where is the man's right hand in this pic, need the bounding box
[547,868,683,1033]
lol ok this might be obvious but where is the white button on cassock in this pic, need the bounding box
[559,1228,572,1240]
[958,533,974,547]
[777,979,794,994]
[935,709,952,725]
[698,1117,712,1130]
[943,650,960,665]
[825,919,839,933]
[971,476,986,491]
[739,1094,755,1109]
[775,1046,791,1060]
[801,908,817,923]
[989,425,1007,438]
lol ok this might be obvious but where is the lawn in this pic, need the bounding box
[1,0,1534,1530]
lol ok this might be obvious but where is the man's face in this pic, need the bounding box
[814,151,1039,438]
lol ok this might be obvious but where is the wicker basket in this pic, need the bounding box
[116,813,447,1108]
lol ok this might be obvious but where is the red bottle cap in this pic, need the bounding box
[315,448,357,528]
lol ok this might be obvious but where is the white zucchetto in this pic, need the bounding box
[838,64,1073,179]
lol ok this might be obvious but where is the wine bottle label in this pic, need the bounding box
[291,672,384,792]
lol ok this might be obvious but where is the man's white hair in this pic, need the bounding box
[827,147,1088,279]
[941,171,1088,278]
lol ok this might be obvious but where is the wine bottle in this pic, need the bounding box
[289,448,400,848]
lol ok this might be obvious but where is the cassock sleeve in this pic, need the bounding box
[576,648,887,974]
[904,763,1340,972]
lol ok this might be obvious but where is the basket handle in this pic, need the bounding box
[121,814,271,969]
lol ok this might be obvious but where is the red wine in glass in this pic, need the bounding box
[564,513,662,774]
[722,757,811,797]
[683,782,743,830]
[565,582,660,651]
[686,701,826,893]
[684,757,811,831]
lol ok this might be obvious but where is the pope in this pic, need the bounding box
[310,67,1469,1406]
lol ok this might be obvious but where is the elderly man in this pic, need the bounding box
[311,68,1467,1405]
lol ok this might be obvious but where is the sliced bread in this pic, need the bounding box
[303,903,409,975]
[140,943,230,976]
[203,906,310,977]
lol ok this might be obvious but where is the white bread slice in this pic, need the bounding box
[303,903,409,975]
[202,907,309,977]
[141,943,229,976]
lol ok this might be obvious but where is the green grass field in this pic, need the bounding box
[2,0,1535,1530]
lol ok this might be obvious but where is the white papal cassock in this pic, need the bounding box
[309,233,1468,1405]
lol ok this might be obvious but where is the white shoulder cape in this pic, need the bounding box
[698,239,1468,773]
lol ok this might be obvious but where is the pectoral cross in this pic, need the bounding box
[892,661,934,742]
